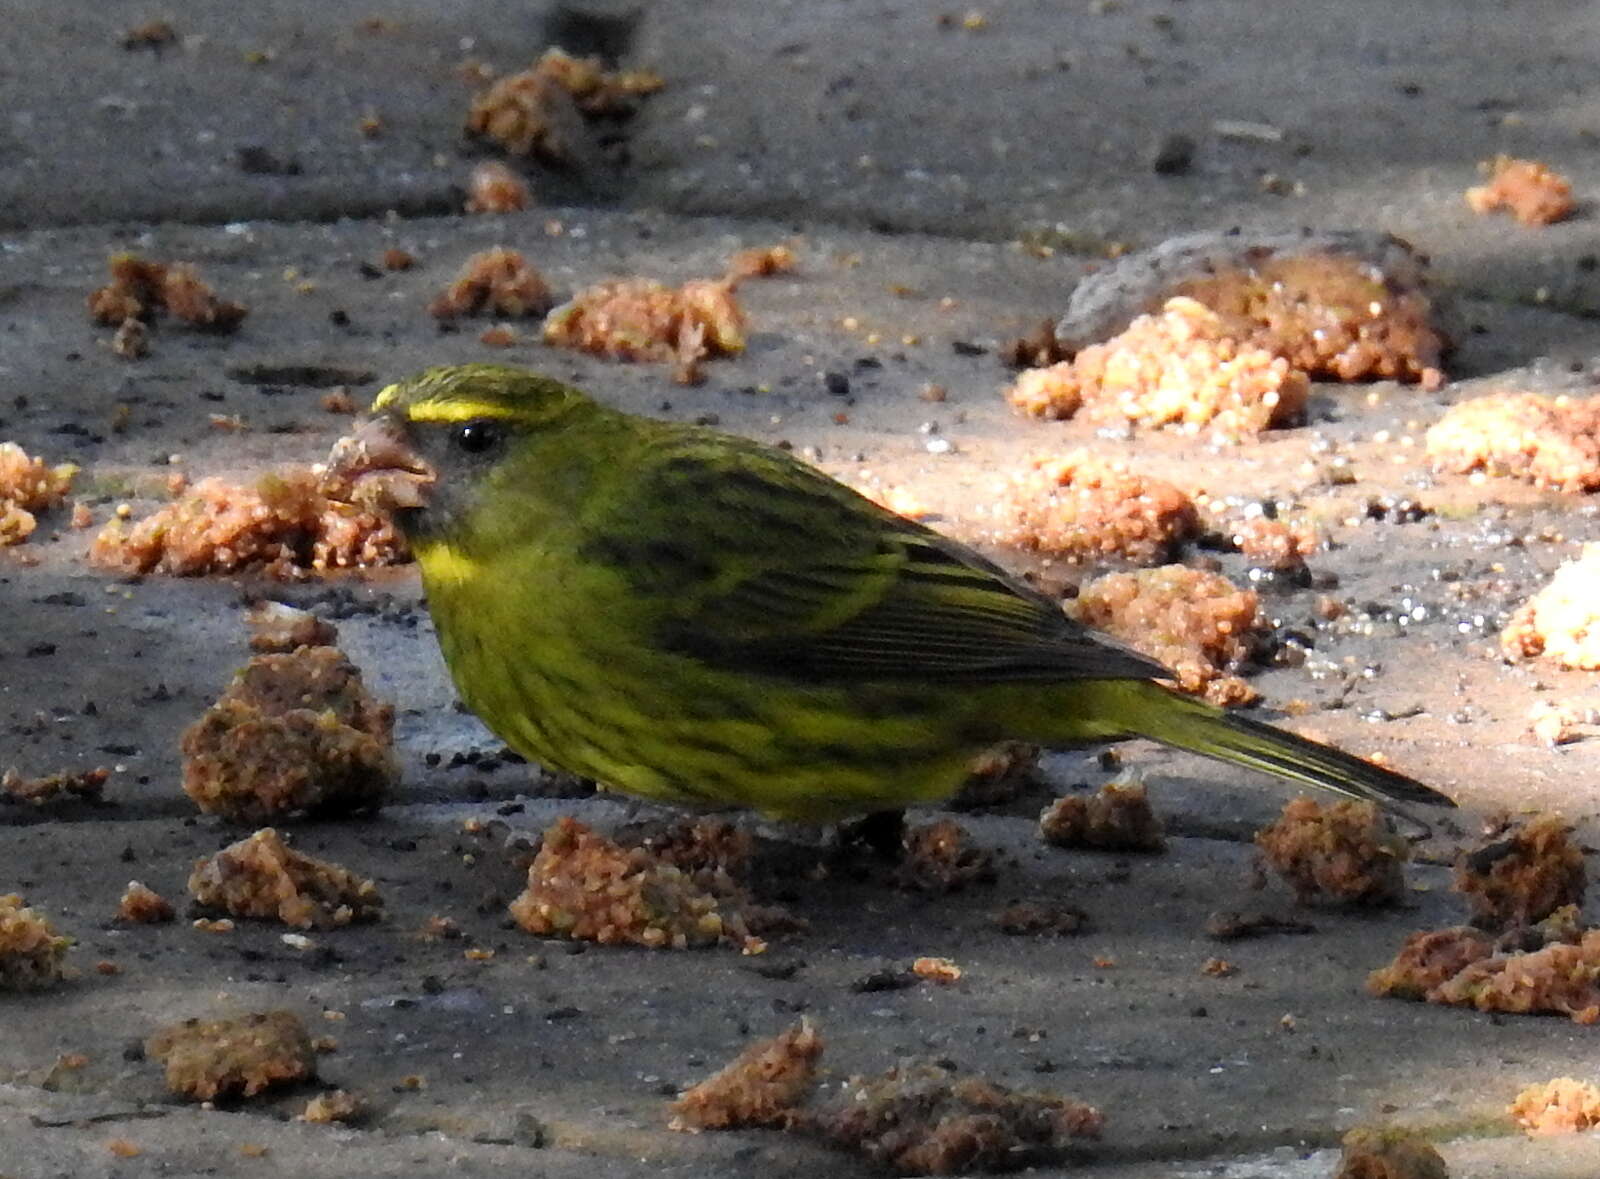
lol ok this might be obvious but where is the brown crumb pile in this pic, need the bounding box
[727,245,798,281]
[1174,256,1445,386]
[1218,512,1321,574]
[1366,927,1496,1001]
[245,602,338,653]
[117,881,175,924]
[1007,298,1309,442]
[1,766,107,806]
[1067,565,1263,706]
[996,452,1199,566]
[1510,1077,1600,1135]
[147,1011,316,1102]
[1255,797,1408,906]
[188,828,383,930]
[465,161,531,213]
[465,47,663,164]
[179,644,397,823]
[1039,774,1166,853]
[1466,156,1576,226]
[1054,230,1446,387]
[800,1062,1102,1176]
[1431,928,1600,1024]
[950,741,1041,810]
[1501,543,1600,669]
[302,1089,368,1124]
[0,442,78,547]
[1368,907,1600,1023]
[429,247,553,320]
[87,254,247,359]
[995,901,1089,936]
[0,894,71,991]
[1333,1127,1448,1179]
[544,277,747,385]
[1427,392,1600,491]
[894,819,996,893]
[91,467,407,578]
[509,816,754,949]
[1454,815,1585,929]
[669,1019,823,1131]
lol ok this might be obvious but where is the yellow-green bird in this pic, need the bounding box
[326,363,1454,824]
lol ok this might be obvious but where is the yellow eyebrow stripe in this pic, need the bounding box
[395,399,524,424]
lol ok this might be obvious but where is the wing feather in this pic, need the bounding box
[583,432,1169,685]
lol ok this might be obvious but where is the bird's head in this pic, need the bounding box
[323,364,599,542]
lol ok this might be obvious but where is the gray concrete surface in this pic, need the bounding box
[5,2,1600,1177]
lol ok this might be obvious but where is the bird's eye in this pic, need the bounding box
[452,420,502,455]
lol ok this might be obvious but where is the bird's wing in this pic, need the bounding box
[580,433,1169,685]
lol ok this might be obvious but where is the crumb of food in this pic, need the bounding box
[895,819,996,893]
[122,19,177,50]
[302,1088,368,1124]
[949,741,1041,809]
[1067,565,1263,706]
[1,766,108,806]
[1466,156,1576,226]
[1054,230,1447,387]
[1200,957,1238,977]
[465,48,662,164]
[543,277,746,384]
[1455,814,1585,929]
[479,324,520,347]
[669,1019,822,1131]
[188,828,382,930]
[0,442,78,547]
[429,247,553,320]
[726,245,798,282]
[1333,1127,1448,1179]
[996,452,1199,566]
[533,47,664,114]
[509,817,751,949]
[1203,910,1316,941]
[245,602,338,653]
[465,161,531,214]
[912,956,962,982]
[1255,797,1407,906]
[1039,774,1166,852]
[1501,543,1600,669]
[799,1061,1102,1176]
[117,881,175,924]
[1510,1077,1600,1135]
[87,253,247,333]
[1220,512,1321,574]
[320,389,358,414]
[1527,699,1600,746]
[92,467,407,578]
[148,1011,316,1102]
[1427,392,1600,492]
[995,901,1089,936]
[1431,929,1600,1024]
[382,248,414,272]
[1008,298,1309,442]
[111,316,149,360]
[179,644,396,823]
[0,895,71,991]
[1366,927,1497,1001]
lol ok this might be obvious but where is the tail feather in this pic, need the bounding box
[1122,682,1455,812]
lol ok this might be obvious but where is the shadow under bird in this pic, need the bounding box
[324,364,1456,825]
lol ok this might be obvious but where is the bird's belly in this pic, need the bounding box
[441,623,985,821]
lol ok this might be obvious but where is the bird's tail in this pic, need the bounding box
[1093,680,1455,812]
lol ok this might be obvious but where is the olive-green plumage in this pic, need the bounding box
[335,364,1453,823]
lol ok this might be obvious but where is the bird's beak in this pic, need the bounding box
[322,415,435,512]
